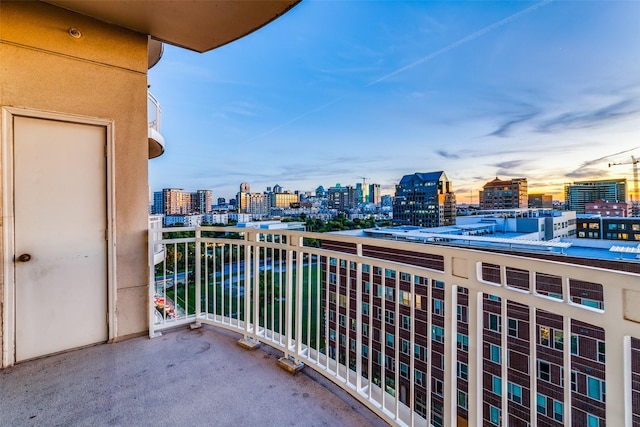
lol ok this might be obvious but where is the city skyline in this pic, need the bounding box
[148,1,640,203]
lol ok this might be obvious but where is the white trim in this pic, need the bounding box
[1,107,117,367]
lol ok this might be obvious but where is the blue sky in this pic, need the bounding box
[148,0,640,203]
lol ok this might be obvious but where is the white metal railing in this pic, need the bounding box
[148,226,640,427]
[148,91,162,132]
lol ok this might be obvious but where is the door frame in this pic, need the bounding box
[1,107,117,368]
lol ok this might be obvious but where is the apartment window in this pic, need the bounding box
[508,318,518,337]
[433,280,445,289]
[554,330,564,350]
[415,393,427,418]
[537,393,547,414]
[351,319,356,331]
[432,326,444,343]
[433,299,444,315]
[362,302,369,316]
[457,362,468,380]
[401,339,410,355]
[598,341,605,363]
[402,315,410,330]
[434,378,444,396]
[400,272,410,282]
[362,344,369,358]
[571,371,577,391]
[488,313,501,332]
[414,344,424,361]
[385,287,394,302]
[489,405,501,425]
[362,324,368,337]
[457,333,469,351]
[458,391,468,409]
[457,304,467,322]
[350,338,356,352]
[488,294,501,302]
[329,292,336,304]
[385,310,395,325]
[399,290,411,306]
[571,335,578,355]
[386,333,394,349]
[587,376,605,402]
[329,258,337,266]
[339,314,345,327]
[415,295,422,310]
[339,294,347,308]
[400,362,409,378]
[414,370,424,386]
[362,264,370,273]
[553,400,563,422]
[507,382,523,404]
[587,414,602,427]
[385,355,395,372]
[329,273,337,285]
[492,375,502,396]
[376,285,382,298]
[538,361,551,382]
[490,344,501,363]
[364,281,370,294]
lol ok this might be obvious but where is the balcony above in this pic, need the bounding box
[148,92,164,159]
[41,1,300,53]
[1,327,386,426]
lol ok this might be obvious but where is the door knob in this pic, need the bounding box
[17,253,31,262]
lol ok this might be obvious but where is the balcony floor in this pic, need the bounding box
[1,326,387,426]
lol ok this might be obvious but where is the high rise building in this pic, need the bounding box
[328,184,358,212]
[393,171,456,227]
[479,177,528,210]
[195,190,213,214]
[369,183,381,204]
[152,191,163,215]
[564,179,627,214]
[162,188,188,215]
[356,182,369,203]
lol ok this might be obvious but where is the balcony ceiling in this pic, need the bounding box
[42,0,300,53]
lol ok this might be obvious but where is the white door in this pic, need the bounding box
[14,116,108,361]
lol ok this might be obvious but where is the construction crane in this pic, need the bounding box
[355,176,370,186]
[609,155,639,216]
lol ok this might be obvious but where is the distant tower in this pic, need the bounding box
[393,171,456,227]
[240,182,250,193]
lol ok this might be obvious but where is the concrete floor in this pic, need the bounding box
[1,326,389,427]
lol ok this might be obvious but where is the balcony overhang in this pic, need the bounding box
[148,127,165,159]
[41,1,300,53]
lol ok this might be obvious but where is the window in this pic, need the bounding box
[571,335,578,355]
[415,393,427,418]
[415,295,422,310]
[598,340,605,363]
[350,338,356,351]
[537,393,547,414]
[457,362,468,380]
[432,326,444,343]
[492,375,502,396]
[507,382,522,404]
[433,299,444,315]
[362,324,368,337]
[553,400,563,422]
[433,280,444,289]
[414,369,423,386]
[385,355,395,371]
[362,302,369,316]
[384,310,394,325]
[457,304,467,322]
[488,313,501,332]
[399,290,411,306]
[362,264,370,273]
[400,362,408,378]
[538,361,551,382]
[385,287,394,301]
[385,269,396,279]
[587,376,605,402]
[401,339,410,355]
[402,315,410,330]
[457,333,469,351]
[329,292,336,304]
[508,318,518,337]
[434,378,444,396]
[490,344,501,363]
[571,371,577,391]
[386,332,394,349]
[489,405,501,425]
[329,273,337,284]
[339,294,347,308]
[339,314,345,327]
[587,414,602,427]
[458,391,468,409]
[362,344,369,358]
[554,330,563,350]
[375,307,382,320]
[364,281,370,294]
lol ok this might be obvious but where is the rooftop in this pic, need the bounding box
[1,326,386,426]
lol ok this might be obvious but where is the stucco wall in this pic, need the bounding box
[0,1,150,360]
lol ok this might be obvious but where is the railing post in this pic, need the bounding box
[191,227,202,329]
